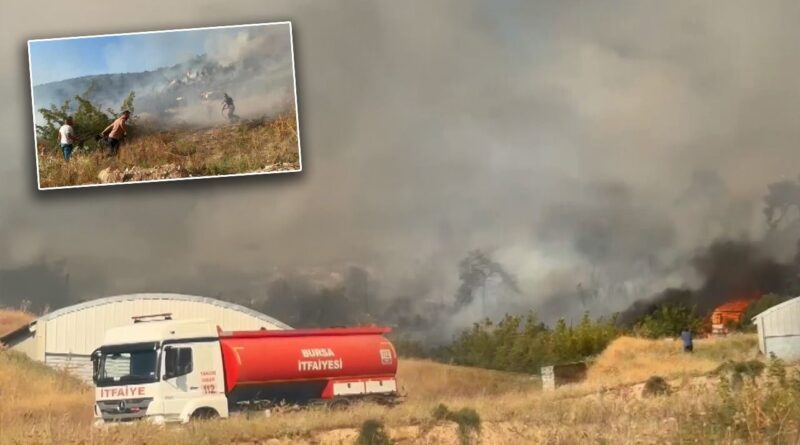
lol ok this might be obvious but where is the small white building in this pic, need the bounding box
[0,293,290,381]
[752,296,800,362]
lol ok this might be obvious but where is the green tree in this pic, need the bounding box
[448,311,620,373]
[634,304,702,338]
[35,89,136,152]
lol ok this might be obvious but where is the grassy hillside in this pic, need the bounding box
[585,334,759,389]
[37,113,300,188]
[1,333,798,444]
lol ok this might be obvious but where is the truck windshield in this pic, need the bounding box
[92,342,159,387]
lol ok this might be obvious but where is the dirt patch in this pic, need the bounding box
[242,422,531,445]
[258,162,300,173]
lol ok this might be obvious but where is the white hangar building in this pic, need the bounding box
[752,296,800,362]
[0,293,291,381]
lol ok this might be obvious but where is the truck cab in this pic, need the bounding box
[92,317,228,425]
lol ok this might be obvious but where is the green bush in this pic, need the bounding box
[430,404,481,445]
[431,403,450,421]
[675,355,800,443]
[641,375,670,397]
[356,419,393,445]
[446,311,619,373]
[634,304,703,338]
[36,86,135,152]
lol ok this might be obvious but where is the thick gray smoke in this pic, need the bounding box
[4,1,800,336]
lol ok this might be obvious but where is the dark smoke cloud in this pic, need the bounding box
[3,1,800,333]
[0,259,72,313]
[619,239,800,325]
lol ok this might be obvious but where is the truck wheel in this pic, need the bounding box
[190,408,219,421]
[328,398,352,410]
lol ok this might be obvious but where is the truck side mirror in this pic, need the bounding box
[163,346,177,379]
[91,349,101,382]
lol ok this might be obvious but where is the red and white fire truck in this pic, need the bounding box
[91,316,398,424]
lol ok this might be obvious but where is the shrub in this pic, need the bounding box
[713,359,766,389]
[36,86,136,152]
[675,355,800,443]
[430,404,481,445]
[767,353,787,386]
[447,311,619,373]
[634,304,703,338]
[431,403,450,421]
[356,419,393,445]
[641,376,670,397]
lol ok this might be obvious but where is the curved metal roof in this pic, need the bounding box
[751,295,800,322]
[35,293,292,329]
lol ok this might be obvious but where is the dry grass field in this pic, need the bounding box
[1,317,797,445]
[0,309,33,337]
[37,112,300,188]
[584,334,759,390]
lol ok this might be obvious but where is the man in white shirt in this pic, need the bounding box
[58,116,76,161]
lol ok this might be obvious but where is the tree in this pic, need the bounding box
[447,311,619,373]
[454,250,519,309]
[35,88,136,152]
[634,304,702,338]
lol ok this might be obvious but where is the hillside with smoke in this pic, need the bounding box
[32,23,295,128]
[6,2,800,338]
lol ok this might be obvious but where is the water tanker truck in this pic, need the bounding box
[90,316,398,424]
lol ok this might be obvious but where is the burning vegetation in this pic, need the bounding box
[619,238,800,330]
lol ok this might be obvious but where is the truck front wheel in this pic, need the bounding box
[190,408,219,421]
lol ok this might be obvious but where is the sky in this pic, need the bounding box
[28,25,263,85]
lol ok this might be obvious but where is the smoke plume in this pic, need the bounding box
[4,1,800,336]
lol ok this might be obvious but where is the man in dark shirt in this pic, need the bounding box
[221,93,239,122]
[681,328,693,353]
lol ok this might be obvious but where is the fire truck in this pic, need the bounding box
[91,315,398,424]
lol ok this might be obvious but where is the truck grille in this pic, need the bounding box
[97,398,153,422]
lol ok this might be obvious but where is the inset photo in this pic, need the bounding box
[28,22,301,189]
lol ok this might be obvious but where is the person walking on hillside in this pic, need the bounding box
[221,93,239,122]
[101,110,130,157]
[681,328,694,353]
[58,116,77,161]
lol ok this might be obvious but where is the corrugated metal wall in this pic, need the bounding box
[764,336,800,361]
[42,297,285,356]
[756,297,800,361]
[45,353,93,381]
